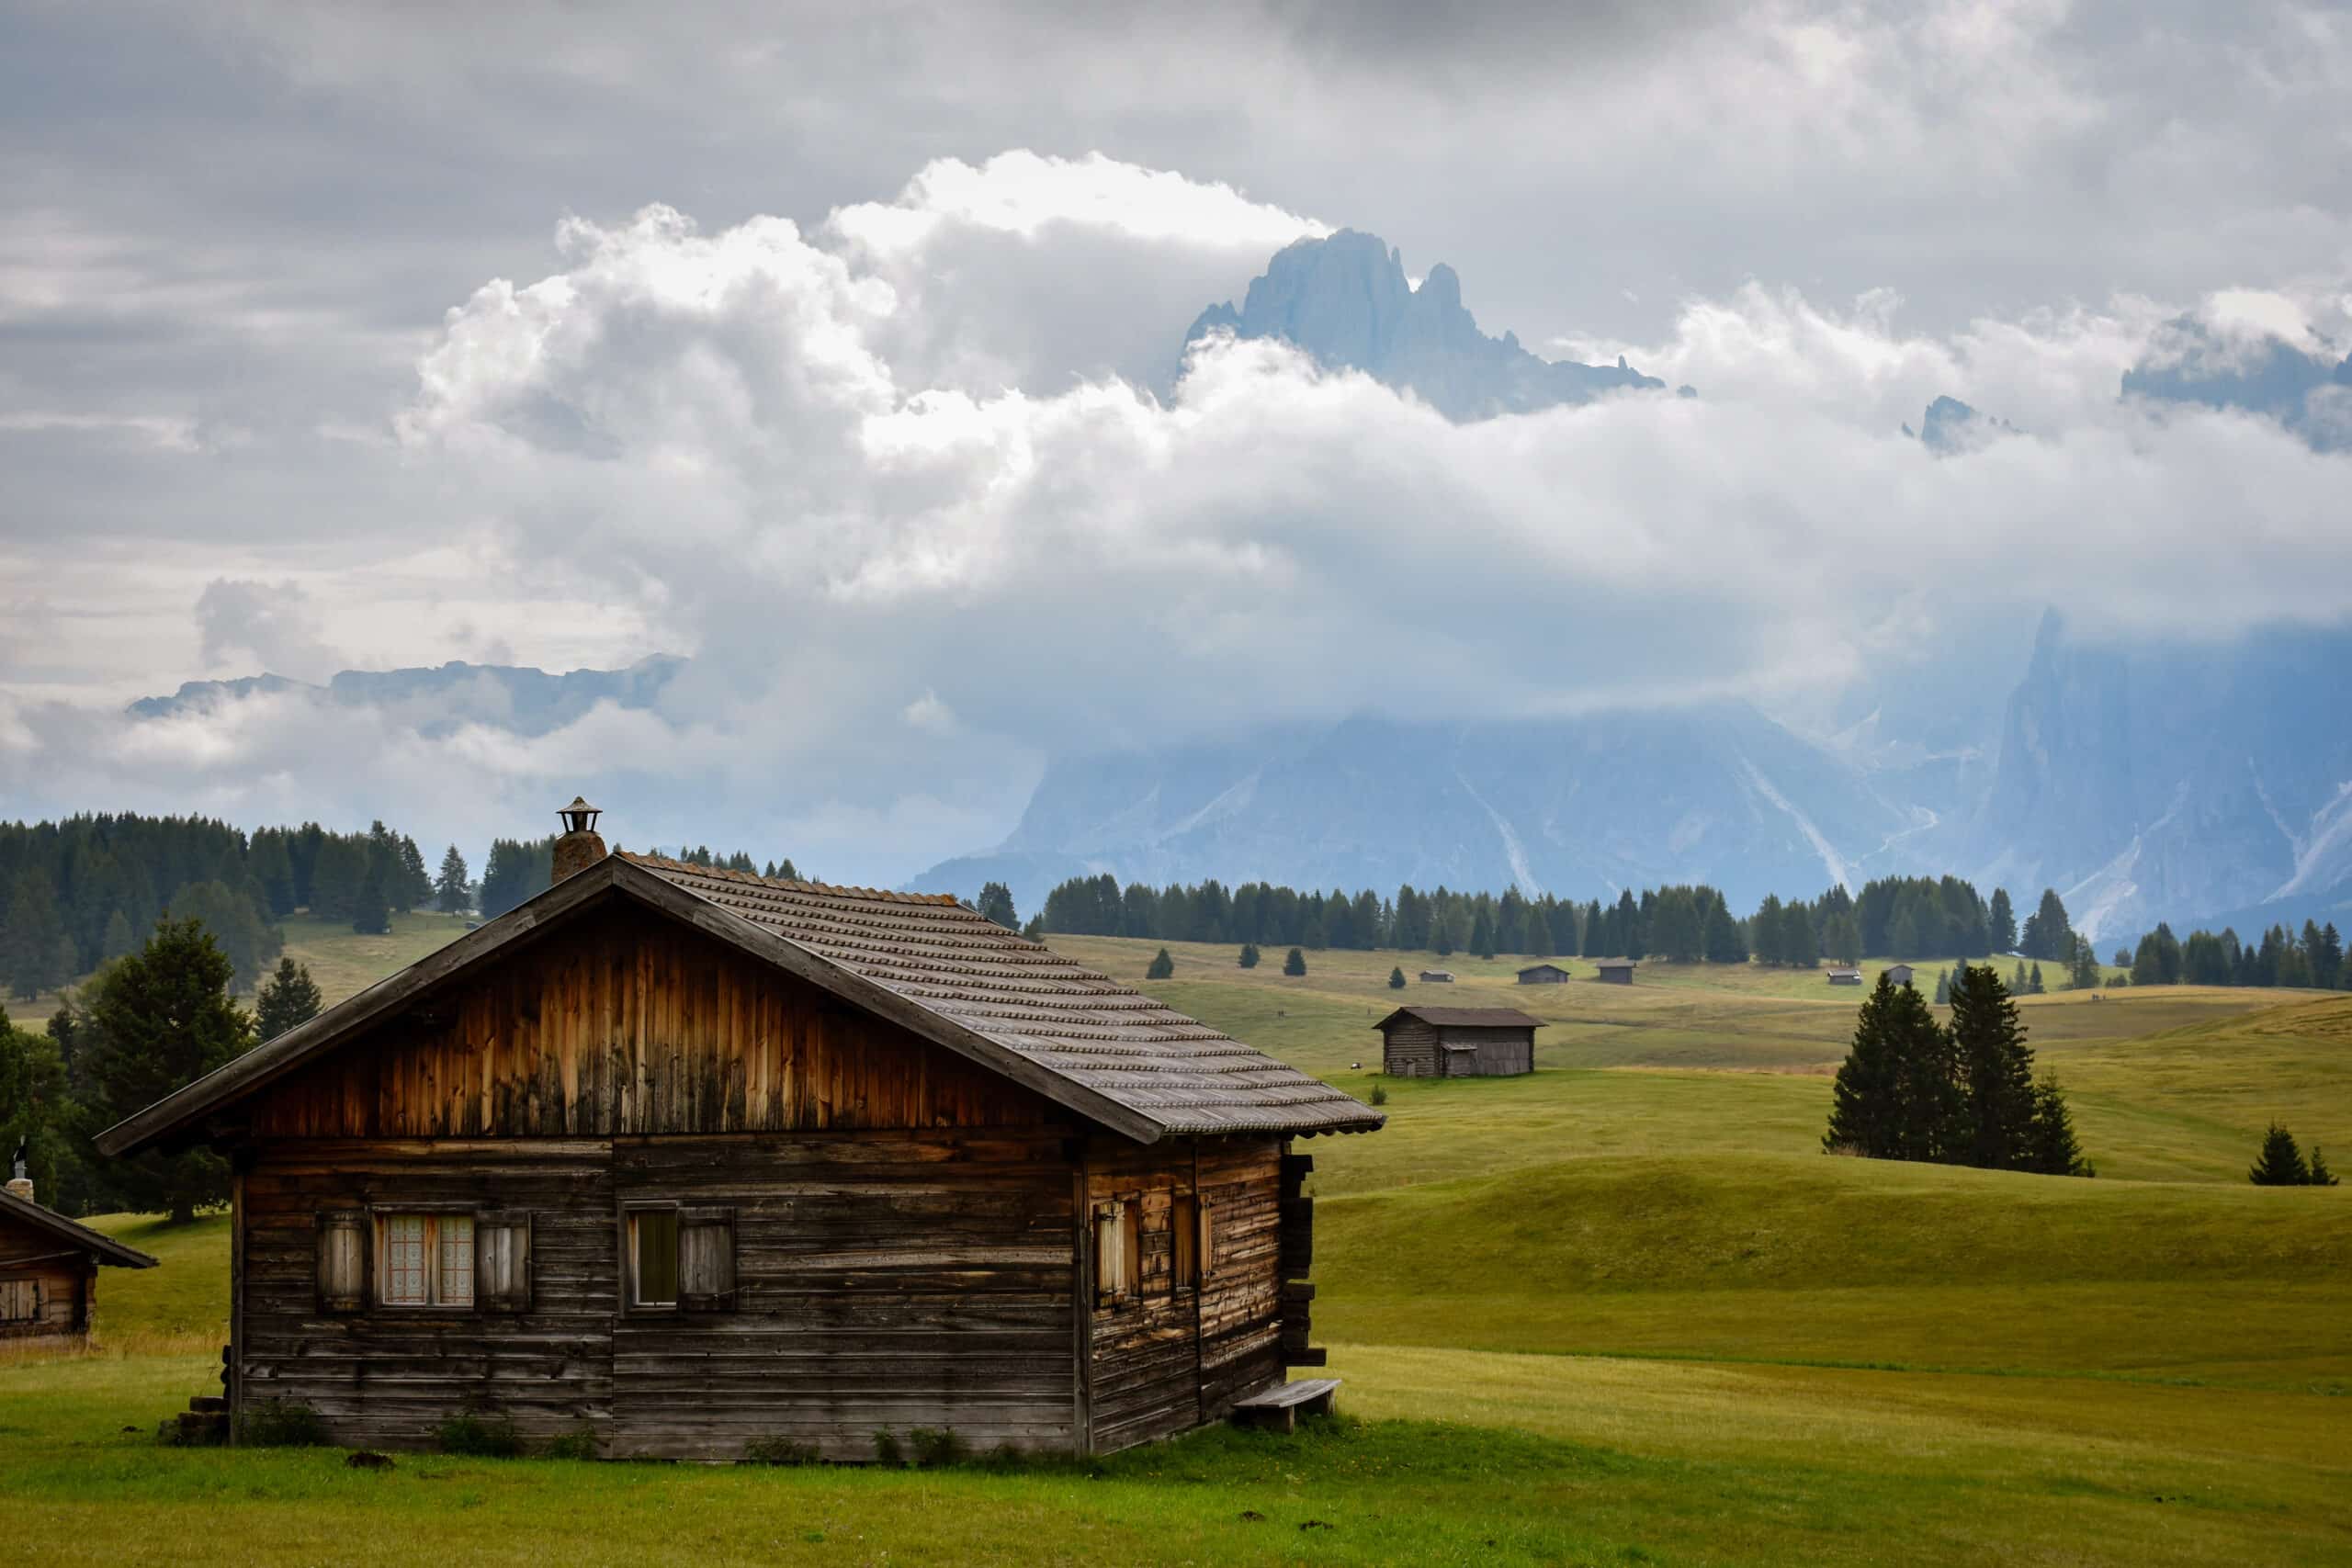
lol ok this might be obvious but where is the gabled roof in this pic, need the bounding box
[1595,958,1637,969]
[0,1187,157,1269]
[1516,962,1572,975]
[1374,1005,1547,1032]
[99,852,1380,1156]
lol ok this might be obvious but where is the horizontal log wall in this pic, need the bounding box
[0,1214,91,1344]
[607,1132,1077,1461]
[249,905,1058,1139]
[240,1140,616,1449]
[1084,1134,1283,1455]
[239,1130,1080,1459]
[1379,1019,1440,1077]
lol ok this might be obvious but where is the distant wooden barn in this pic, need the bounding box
[98,802,1380,1460]
[1418,970,1456,984]
[1595,959,1636,985]
[1,1168,156,1348]
[1516,963,1572,985]
[1884,964,1917,987]
[1826,966,1863,987]
[1374,1006,1544,1077]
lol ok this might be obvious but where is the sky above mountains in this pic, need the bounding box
[6,1,2352,881]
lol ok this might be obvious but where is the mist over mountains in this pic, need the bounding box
[119,231,2352,944]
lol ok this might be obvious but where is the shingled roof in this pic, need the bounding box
[0,1186,157,1269]
[1373,1005,1548,1031]
[99,852,1380,1156]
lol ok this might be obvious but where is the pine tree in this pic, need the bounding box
[1949,964,2040,1171]
[1469,908,1497,961]
[976,882,1019,931]
[1145,947,1174,981]
[2023,1075,2093,1177]
[1580,900,1605,959]
[351,858,393,936]
[75,919,252,1221]
[1824,973,1956,1161]
[1615,890,1644,960]
[1388,965,1407,989]
[1433,920,1453,958]
[2029,962,2045,995]
[1988,887,2017,953]
[435,845,471,914]
[2305,1145,2338,1187]
[2248,1122,2311,1186]
[396,836,432,911]
[254,958,324,1043]
[1933,969,1950,1005]
[1238,942,1261,969]
[1702,897,1747,964]
[4,867,71,1000]
[1283,947,1306,977]
[101,909,138,962]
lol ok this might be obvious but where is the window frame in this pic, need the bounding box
[1092,1194,1143,1310]
[623,1203,682,1314]
[371,1208,480,1312]
[0,1276,40,1323]
[1170,1192,1202,1293]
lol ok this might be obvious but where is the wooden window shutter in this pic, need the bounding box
[1092,1201,1124,1307]
[476,1213,533,1313]
[1198,1197,1215,1281]
[317,1210,367,1314]
[677,1206,737,1311]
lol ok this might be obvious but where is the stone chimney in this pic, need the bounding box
[551,795,607,886]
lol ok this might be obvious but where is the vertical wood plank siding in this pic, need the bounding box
[1082,1135,1283,1454]
[249,905,1056,1140]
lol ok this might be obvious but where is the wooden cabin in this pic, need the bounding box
[1,1172,157,1348]
[1826,966,1863,987]
[1883,964,1917,987]
[98,807,1379,1460]
[1417,970,1456,984]
[1595,959,1636,985]
[1515,963,1572,985]
[1373,1006,1544,1077]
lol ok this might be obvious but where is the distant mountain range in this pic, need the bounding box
[130,656,684,739]
[1184,230,1682,419]
[122,239,2352,946]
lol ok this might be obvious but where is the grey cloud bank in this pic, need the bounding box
[4,2,2351,931]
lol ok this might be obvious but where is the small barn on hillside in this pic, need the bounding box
[1,1166,157,1348]
[97,800,1381,1461]
[1374,1006,1545,1077]
[1884,964,1917,987]
[1826,966,1862,987]
[1516,963,1572,985]
[1418,970,1455,984]
[1595,959,1636,985]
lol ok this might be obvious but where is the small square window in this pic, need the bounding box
[1171,1195,1200,1291]
[378,1213,474,1307]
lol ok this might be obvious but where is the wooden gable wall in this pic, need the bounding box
[248,901,1059,1140]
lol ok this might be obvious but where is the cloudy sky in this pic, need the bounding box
[5,1,2351,879]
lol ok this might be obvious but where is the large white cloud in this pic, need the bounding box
[9,148,2352,882]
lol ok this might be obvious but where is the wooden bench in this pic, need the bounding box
[1230,1378,1341,1433]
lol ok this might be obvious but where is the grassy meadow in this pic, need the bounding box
[5,928,2349,1563]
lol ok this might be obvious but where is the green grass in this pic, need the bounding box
[7,931,2352,1562]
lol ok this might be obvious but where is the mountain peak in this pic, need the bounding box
[1184,229,1668,420]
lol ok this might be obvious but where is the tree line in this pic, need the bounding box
[0,815,427,1001]
[1030,871,2076,967]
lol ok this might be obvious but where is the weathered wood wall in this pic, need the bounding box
[232,908,1302,1459]
[250,904,1057,1140]
[0,1212,93,1345]
[239,1130,1080,1458]
[607,1131,1077,1460]
[1436,1026,1533,1077]
[1082,1134,1283,1454]
[1379,1018,1441,1076]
